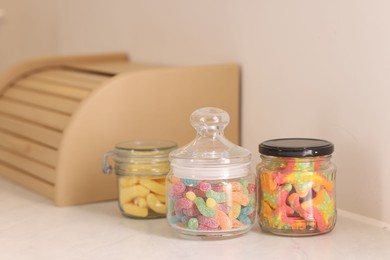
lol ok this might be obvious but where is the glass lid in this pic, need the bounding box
[169,107,251,167]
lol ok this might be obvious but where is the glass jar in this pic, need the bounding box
[166,107,256,239]
[257,138,336,236]
[102,140,177,219]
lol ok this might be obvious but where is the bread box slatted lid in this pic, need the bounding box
[0,52,240,206]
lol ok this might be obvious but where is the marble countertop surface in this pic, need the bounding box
[1,177,389,260]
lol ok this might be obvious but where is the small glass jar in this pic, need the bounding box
[102,140,177,219]
[257,138,336,236]
[166,107,256,239]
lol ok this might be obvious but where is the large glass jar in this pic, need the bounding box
[166,107,256,239]
[257,138,336,236]
[102,140,177,219]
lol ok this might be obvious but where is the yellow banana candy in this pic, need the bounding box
[139,179,166,195]
[119,176,139,188]
[146,193,166,214]
[119,185,150,203]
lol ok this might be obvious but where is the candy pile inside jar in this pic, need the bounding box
[102,140,177,219]
[257,138,336,236]
[118,175,167,218]
[166,107,256,239]
[168,177,256,232]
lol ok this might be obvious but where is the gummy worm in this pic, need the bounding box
[193,197,215,218]
[205,190,227,203]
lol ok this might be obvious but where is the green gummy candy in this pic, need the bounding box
[194,197,215,217]
[187,218,199,230]
[205,190,227,203]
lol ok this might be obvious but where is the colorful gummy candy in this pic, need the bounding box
[167,177,256,232]
[258,157,336,234]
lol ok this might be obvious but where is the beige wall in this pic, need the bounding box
[1,0,389,223]
[0,0,58,72]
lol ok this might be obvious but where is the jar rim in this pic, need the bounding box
[259,138,334,157]
[170,162,251,179]
[115,140,177,152]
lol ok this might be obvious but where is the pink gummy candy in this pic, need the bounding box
[170,190,184,200]
[212,183,224,192]
[198,182,212,192]
[198,224,217,231]
[172,182,186,193]
[174,197,193,214]
[182,206,201,217]
[275,173,286,185]
[197,215,219,229]
[217,203,231,214]
[247,183,256,193]
[187,187,206,198]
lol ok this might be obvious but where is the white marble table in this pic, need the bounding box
[1,177,389,260]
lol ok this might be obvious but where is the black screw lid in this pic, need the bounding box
[259,138,334,158]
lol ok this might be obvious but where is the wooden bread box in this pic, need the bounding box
[0,52,240,206]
